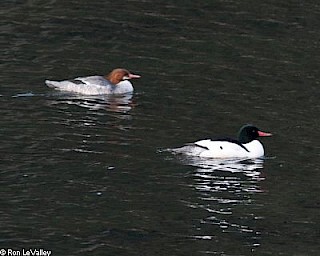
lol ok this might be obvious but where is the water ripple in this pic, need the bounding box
[174,156,266,250]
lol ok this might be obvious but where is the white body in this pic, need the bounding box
[174,139,265,159]
[45,76,134,95]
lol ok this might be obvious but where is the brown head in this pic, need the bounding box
[105,68,141,85]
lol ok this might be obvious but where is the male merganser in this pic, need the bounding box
[172,125,272,158]
[45,68,141,95]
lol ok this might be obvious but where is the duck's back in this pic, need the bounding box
[75,76,111,87]
[45,76,114,95]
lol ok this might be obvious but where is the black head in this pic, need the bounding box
[237,124,272,144]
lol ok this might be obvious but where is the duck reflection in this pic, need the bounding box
[179,156,265,179]
[50,92,136,114]
[176,155,265,247]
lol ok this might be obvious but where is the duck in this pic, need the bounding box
[45,68,141,95]
[172,124,272,158]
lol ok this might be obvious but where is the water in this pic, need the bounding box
[1,1,319,255]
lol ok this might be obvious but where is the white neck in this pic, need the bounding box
[243,140,265,158]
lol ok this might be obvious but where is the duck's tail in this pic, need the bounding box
[45,80,60,88]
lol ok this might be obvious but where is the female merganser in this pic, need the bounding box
[173,125,272,158]
[45,68,141,95]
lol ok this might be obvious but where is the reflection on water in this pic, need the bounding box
[176,155,266,249]
[5,90,138,166]
[176,155,265,177]
[47,92,135,114]
[12,91,135,114]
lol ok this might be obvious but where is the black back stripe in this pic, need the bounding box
[70,79,86,85]
[209,137,250,152]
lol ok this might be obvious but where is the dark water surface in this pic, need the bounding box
[1,1,319,255]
